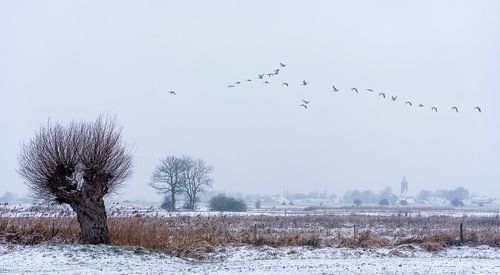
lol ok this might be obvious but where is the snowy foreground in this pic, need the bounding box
[1,244,500,274]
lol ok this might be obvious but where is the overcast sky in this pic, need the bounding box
[0,1,499,201]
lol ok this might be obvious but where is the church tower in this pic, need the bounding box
[400,177,408,196]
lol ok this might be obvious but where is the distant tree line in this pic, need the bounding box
[417,187,470,203]
[342,187,398,205]
[0,192,18,204]
[342,186,471,206]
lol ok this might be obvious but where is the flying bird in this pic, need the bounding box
[405,101,412,106]
[366,89,374,92]
[235,81,241,85]
[258,74,264,79]
[302,100,310,104]
[282,82,289,86]
[452,107,459,113]
[301,80,308,86]
[228,85,235,88]
[299,104,308,109]
[351,88,359,94]
[274,69,280,74]
[418,104,424,107]
[280,63,286,67]
[332,85,338,92]
[378,93,386,98]
[474,106,482,112]
[246,79,252,82]
[169,90,176,95]
[391,96,397,101]
[267,73,274,77]
[431,107,438,112]
[263,81,270,84]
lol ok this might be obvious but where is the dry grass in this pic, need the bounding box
[340,230,391,248]
[1,214,500,258]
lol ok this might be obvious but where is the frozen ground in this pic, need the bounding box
[2,202,500,219]
[1,244,500,274]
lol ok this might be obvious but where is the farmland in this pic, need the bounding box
[1,203,500,273]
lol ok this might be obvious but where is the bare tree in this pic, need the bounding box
[18,116,132,244]
[150,156,185,211]
[181,158,213,210]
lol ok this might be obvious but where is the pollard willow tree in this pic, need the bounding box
[18,116,132,244]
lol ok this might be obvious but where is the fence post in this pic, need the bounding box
[254,224,257,240]
[460,223,464,244]
[353,224,357,239]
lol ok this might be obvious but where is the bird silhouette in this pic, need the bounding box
[282,82,289,86]
[302,100,310,104]
[299,104,308,109]
[452,107,459,113]
[169,91,176,95]
[391,96,397,101]
[418,104,424,107]
[267,73,274,77]
[228,85,235,88]
[332,85,339,92]
[263,81,270,84]
[274,69,280,74]
[474,106,482,112]
[378,93,386,98]
[431,107,438,112]
[235,81,241,85]
[258,74,264,79]
[280,63,286,67]
[366,89,374,92]
[302,80,308,86]
[351,88,359,94]
[246,79,252,82]
[405,101,412,106]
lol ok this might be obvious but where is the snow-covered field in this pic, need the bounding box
[2,202,500,274]
[1,243,500,274]
[2,201,499,219]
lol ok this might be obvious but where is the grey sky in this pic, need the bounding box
[1,1,499,201]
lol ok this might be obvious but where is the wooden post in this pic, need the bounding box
[253,224,258,241]
[353,224,357,239]
[460,223,464,244]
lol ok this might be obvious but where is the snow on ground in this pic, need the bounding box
[2,202,500,219]
[1,244,500,274]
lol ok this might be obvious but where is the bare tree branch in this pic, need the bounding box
[18,115,133,243]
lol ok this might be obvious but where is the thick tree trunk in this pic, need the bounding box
[171,192,176,211]
[71,197,110,244]
[188,194,196,210]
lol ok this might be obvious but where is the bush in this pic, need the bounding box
[209,194,247,212]
[379,199,389,206]
[160,196,174,211]
[451,198,464,207]
[255,199,261,209]
[353,199,362,207]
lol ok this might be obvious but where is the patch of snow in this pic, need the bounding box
[1,244,500,274]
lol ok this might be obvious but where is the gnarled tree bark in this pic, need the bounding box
[18,116,132,244]
[71,197,109,244]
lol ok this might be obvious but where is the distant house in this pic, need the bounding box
[469,196,495,205]
[396,197,416,205]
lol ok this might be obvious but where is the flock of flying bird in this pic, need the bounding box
[226,62,483,114]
